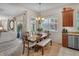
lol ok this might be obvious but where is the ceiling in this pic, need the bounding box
[0,3,73,16]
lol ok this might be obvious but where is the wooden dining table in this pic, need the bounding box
[28,35,40,42]
[28,33,48,42]
[28,33,48,52]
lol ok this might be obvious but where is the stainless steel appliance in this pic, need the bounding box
[68,35,79,50]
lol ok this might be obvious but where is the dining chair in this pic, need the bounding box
[22,32,36,55]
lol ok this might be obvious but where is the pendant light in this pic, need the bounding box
[36,3,44,21]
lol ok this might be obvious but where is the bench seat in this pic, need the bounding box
[37,39,52,47]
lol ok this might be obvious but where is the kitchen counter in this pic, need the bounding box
[63,32,79,36]
[62,32,79,50]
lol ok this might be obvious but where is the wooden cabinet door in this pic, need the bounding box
[62,34,68,47]
[69,11,73,26]
[63,12,68,26]
[63,12,69,26]
[62,9,73,27]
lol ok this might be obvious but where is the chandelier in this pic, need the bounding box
[36,3,44,21]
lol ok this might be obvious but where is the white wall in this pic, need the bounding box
[41,4,79,44]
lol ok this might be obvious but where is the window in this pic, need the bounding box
[0,16,8,31]
[76,12,79,31]
[41,16,58,32]
[31,17,36,34]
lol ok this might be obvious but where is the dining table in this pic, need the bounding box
[28,33,48,42]
[28,33,48,52]
[28,35,39,41]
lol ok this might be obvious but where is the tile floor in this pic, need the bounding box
[21,42,79,56]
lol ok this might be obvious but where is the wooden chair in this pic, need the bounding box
[22,32,36,55]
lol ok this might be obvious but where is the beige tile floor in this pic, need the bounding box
[21,42,79,56]
[59,47,79,56]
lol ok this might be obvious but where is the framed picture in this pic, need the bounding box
[8,20,15,30]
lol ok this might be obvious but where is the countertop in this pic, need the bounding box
[63,32,79,36]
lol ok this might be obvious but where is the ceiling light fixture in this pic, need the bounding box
[36,3,44,21]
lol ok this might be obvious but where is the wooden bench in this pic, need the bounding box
[37,38,52,55]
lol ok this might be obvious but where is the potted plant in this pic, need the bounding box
[62,28,68,33]
[37,28,43,33]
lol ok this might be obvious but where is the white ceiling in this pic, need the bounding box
[0,3,74,16]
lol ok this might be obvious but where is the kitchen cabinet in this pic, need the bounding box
[62,8,74,27]
[68,35,79,50]
[62,32,79,50]
[68,36,74,48]
[78,37,79,49]
[62,33,68,47]
[74,36,78,49]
